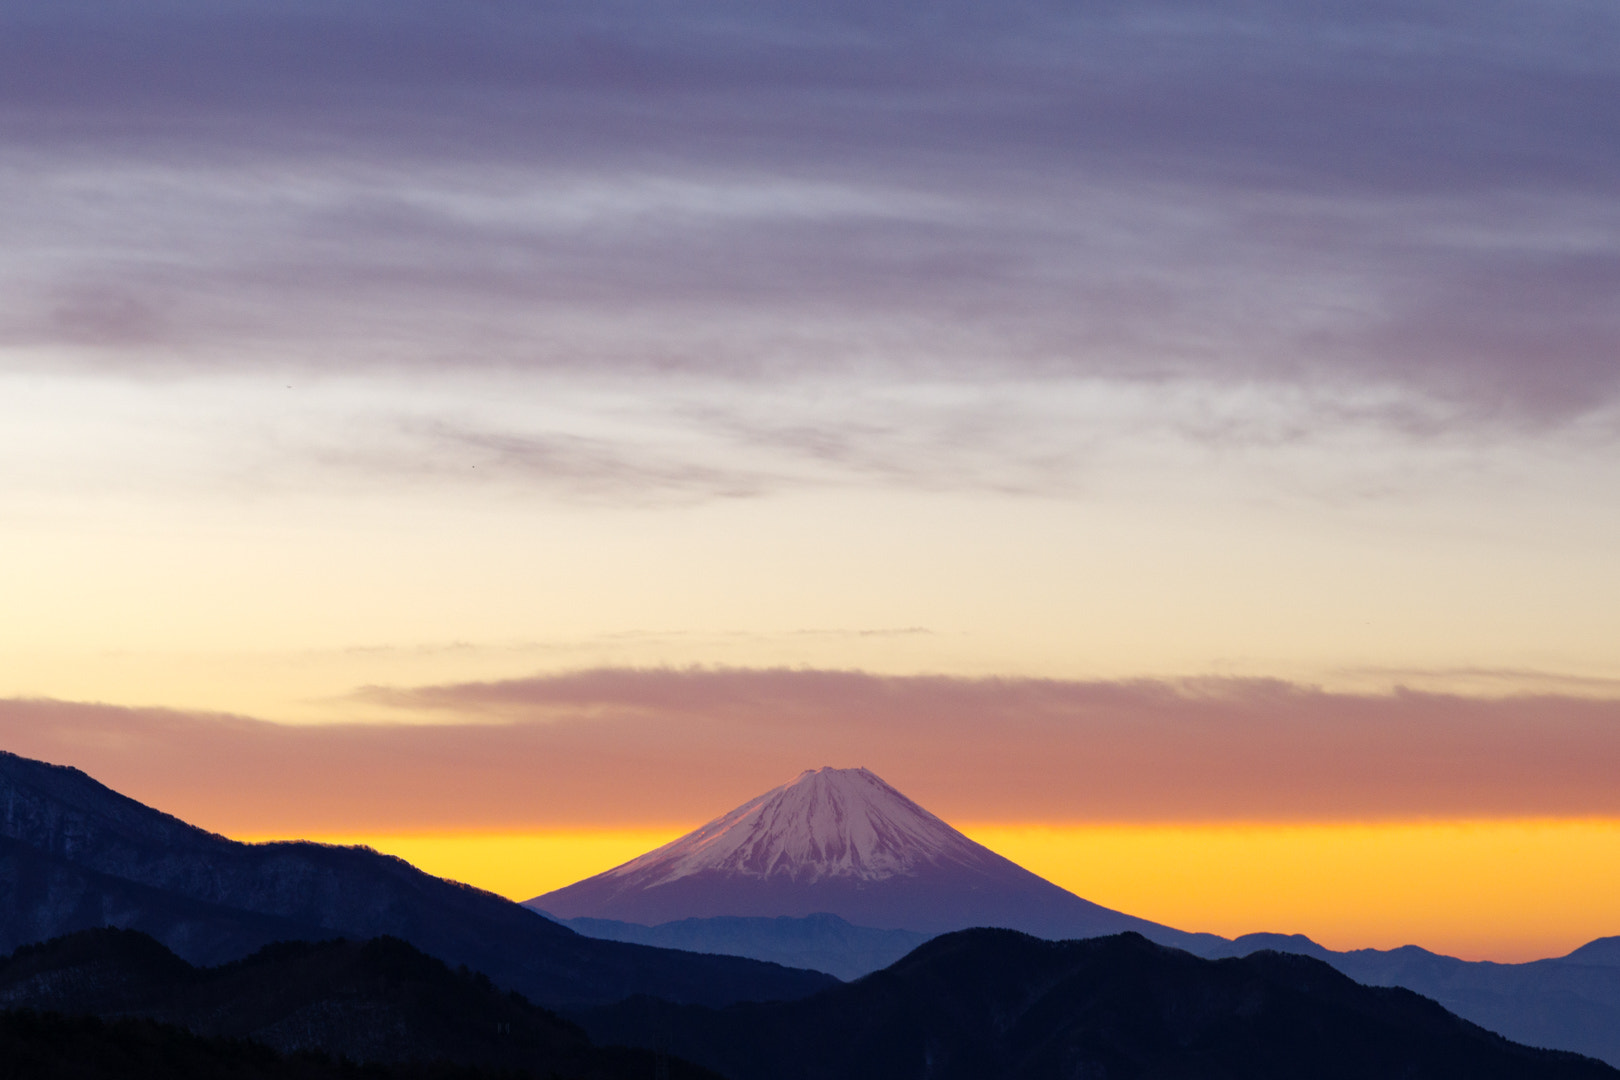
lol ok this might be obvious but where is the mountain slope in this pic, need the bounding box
[559,913,933,981]
[0,750,836,1008]
[0,834,322,966]
[0,927,721,1079]
[579,929,1620,1080]
[1204,932,1620,1067]
[531,767,1214,949]
[1,1011,390,1080]
[1565,938,1620,966]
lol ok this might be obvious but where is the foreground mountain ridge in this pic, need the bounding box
[6,925,1615,1080]
[1205,931,1620,1067]
[531,766,1215,949]
[0,749,835,1007]
[558,913,1620,1065]
[557,912,933,981]
[0,926,721,1078]
[579,928,1620,1080]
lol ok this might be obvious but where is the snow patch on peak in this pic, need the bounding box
[603,766,1001,888]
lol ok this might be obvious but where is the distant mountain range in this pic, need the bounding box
[551,915,1620,1066]
[531,764,1620,1067]
[529,766,1218,951]
[578,928,1618,1080]
[4,925,1614,1080]
[6,747,1620,1074]
[1203,932,1620,1068]
[0,749,833,1008]
[554,912,932,981]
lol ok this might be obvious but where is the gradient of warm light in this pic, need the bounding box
[6,458,1620,727]
[253,819,1620,962]
[962,820,1620,962]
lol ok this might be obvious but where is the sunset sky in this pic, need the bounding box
[3,1,1618,962]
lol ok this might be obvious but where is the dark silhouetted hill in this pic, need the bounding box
[0,750,835,1009]
[1564,937,1620,967]
[578,929,1620,1080]
[1203,932,1620,1066]
[0,927,721,1079]
[555,913,932,981]
[2,1010,362,1080]
[0,834,324,967]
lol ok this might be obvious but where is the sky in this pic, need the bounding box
[2,0,1618,961]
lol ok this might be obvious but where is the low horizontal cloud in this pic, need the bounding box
[4,669,1618,835]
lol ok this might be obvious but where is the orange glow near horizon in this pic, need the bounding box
[960,819,1620,962]
[243,818,1620,963]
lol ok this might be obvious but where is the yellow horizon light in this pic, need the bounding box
[236,817,1620,963]
[961,818,1620,962]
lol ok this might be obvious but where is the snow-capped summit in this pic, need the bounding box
[582,766,1004,889]
[529,767,1202,946]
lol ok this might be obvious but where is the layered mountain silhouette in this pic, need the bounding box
[0,750,834,1008]
[7,925,1615,1080]
[9,748,1620,1072]
[531,764,1620,1067]
[580,928,1619,1080]
[530,766,1215,950]
[0,926,720,1078]
[556,915,1620,1066]
[1203,932,1620,1068]
[555,912,933,981]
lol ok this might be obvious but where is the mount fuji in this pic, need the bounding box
[528,766,1213,951]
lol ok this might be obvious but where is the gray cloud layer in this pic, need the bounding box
[2,1,1616,423]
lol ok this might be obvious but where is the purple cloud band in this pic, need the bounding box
[1,1,1615,422]
[4,668,1618,833]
